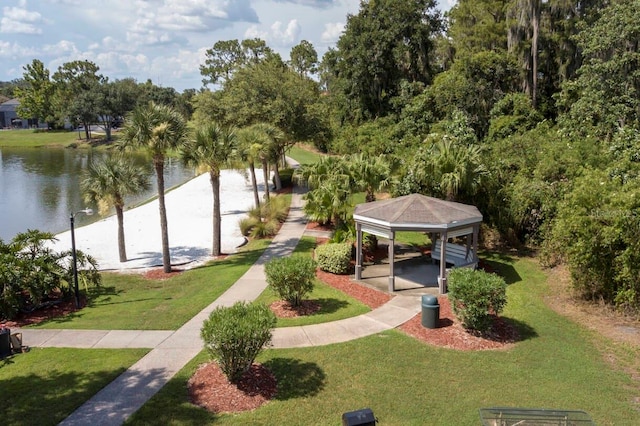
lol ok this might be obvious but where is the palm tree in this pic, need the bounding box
[81,155,150,262]
[247,123,281,202]
[120,102,188,273]
[348,153,391,202]
[236,126,268,209]
[296,156,351,226]
[425,135,487,202]
[180,123,237,257]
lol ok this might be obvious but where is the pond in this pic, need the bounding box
[0,146,196,242]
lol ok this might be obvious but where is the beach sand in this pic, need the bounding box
[49,169,264,272]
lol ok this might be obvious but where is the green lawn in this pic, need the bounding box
[30,239,270,330]
[254,236,370,327]
[1,348,147,426]
[127,255,640,425]
[0,129,85,147]
[287,143,323,164]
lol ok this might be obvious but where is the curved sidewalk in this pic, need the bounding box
[16,186,421,425]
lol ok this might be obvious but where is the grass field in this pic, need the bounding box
[127,255,640,425]
[1,348,148,426]
[30,239,270,330]
[287,143,323,164]
[0,129,90,147]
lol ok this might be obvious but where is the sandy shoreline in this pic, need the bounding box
[48,169,265,272]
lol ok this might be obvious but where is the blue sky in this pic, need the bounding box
[0,0,454,92]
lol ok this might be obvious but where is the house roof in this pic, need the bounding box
[0,98,19,112]
[353,193,482,232]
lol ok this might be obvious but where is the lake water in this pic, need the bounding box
[0,146,196,241]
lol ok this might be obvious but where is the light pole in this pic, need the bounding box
[70,208,93,309]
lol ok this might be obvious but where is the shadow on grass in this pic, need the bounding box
[503,316,538,342]
[481,256,522,285]
[2,365,154,426]
[263,357,326,400]
[314,298,350,315]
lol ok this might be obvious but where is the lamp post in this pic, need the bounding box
[70,208,93,309]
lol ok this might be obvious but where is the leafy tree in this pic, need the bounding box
[447,0,509,56]
[557,0,640,139]
[81,155,150,262]
[328,0,442,120]
[120,102,189,273]
[14,59,55,126]
[180,123,238,256]
[289,40,318,76]
[200,38,275,87]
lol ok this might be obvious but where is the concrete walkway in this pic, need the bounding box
[15,186,421,425]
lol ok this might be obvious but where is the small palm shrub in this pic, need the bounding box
[448,268,507,333]
[238,195,289,238]
[201,301,276,383]
[265,256,317,307]
[315,242,352,274]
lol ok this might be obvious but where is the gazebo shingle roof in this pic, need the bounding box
[353,194,482,228]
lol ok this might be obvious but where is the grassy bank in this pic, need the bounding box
[0,129,91,147]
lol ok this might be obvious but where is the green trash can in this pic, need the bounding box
[421,295,439,329]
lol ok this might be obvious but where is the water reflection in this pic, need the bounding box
[0,147,195,241]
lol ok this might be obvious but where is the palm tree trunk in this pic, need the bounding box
[261,159,270,201]
[154,157,172,273]
[273,161,282,191]
[210,170,222,256]
[249,163,260,209]
[116,204,127,262]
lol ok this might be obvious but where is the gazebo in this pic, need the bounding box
[353,194,483,294]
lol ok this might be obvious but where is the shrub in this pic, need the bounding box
[265,256,317,306]
[315,242,352,274]
[0,230,101,320]
[274,168,294,188]
[238,216,259,236]
[200,301,276,383]
[448,268,507,332]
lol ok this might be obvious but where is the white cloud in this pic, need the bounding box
[41,40,79,56]
[0,40,36,58]
[321,22,344,43]
[245,19,301,47]
[1,5,45,34]
[273,0,337,8]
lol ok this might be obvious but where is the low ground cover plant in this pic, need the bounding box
[200,301,276,383]
[448,268,507,332]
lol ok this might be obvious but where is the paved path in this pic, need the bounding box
[15,184,421,425]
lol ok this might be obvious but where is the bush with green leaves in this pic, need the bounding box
[315,242,352,274]
[200,301,276,383]
[265,256,316,306]
[447,268,507,332]
[0,230,101,320]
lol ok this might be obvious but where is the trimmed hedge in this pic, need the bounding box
[448,268,507,332]
[201,301,276,383]
[315,242,352,274]
[265,256,317,306]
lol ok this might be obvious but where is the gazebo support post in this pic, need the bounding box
[473,225,479,265]
[438,233,447,294]
[388,233,395,292]
[355,223,362,280]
